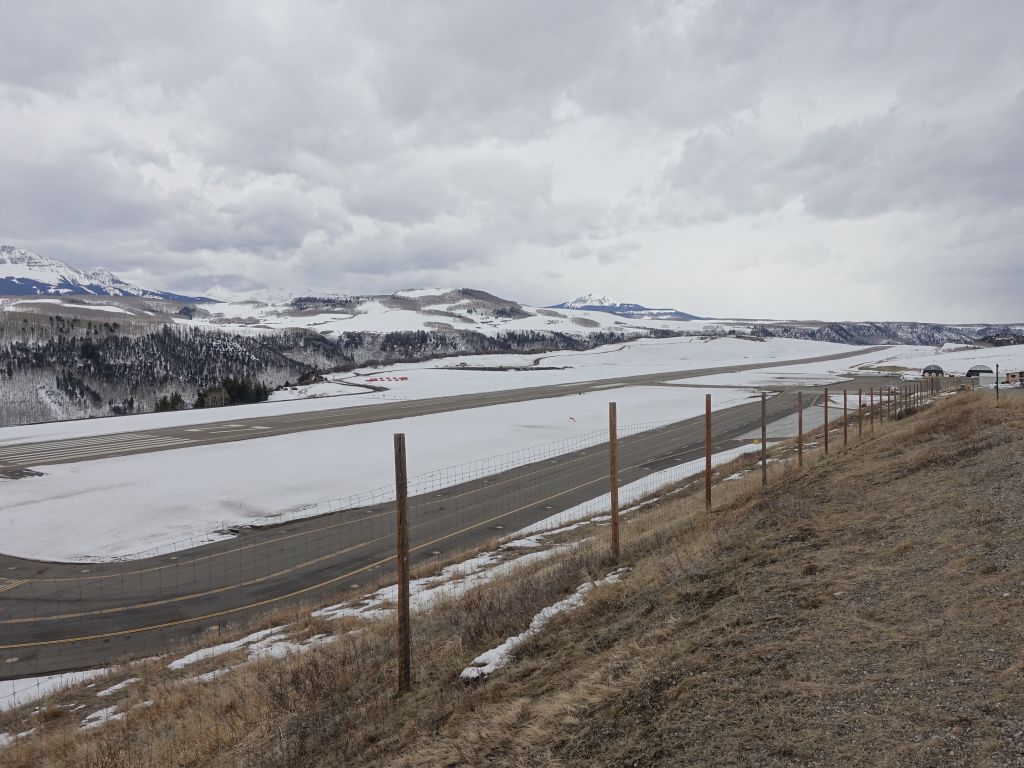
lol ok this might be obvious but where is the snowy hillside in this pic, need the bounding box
[185,288,710,339]
[0,245,206,301]
[550,294,701,321]
[750,320,1024,346]
[0,286,708,426]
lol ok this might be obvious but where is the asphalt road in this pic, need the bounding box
[0,349,890,679]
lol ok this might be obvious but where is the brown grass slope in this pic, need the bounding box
[4,393,1023,767]
[388,394,1024,768]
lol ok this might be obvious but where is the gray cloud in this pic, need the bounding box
[1,0,1022,321]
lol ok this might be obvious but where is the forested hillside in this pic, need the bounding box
[0,315,667,425]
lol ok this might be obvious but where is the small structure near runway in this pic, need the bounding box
[966,365,994,378]
[922,365,944,377]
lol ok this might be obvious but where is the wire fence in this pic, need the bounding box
[0,375,967,759]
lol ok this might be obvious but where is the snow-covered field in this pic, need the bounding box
[0,385,755,561]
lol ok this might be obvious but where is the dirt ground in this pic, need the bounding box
[386,393,1024,767]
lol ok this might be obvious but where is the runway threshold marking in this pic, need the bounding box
[0,579,28,594]
[0,433,195,465]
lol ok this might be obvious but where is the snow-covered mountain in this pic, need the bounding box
[550,294,701,321]
[0,245,207,301]
[205,284,302,305]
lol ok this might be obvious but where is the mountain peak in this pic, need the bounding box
[0,245,208,302]
[549,294,701,321]
[562,293,619,309]
[206,285,299,304]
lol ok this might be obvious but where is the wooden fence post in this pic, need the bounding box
[823,387,829,455]
[858,388,863,437]
[609,402,619,561]
[870,388,875,432]
[797,391,803,468]
[843,389,848,447]
[761,392,767,486]
[704,394,712,511]
[394,433,411,695]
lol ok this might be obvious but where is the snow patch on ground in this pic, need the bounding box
[0,669,108,713]
[248,632,337,661]
[80,704,123,730]
[189,668,232,684]
[167,627,286,671]
[460,567,631,680]
[167,627,338,672]
[313,545,575,621]
[95,677,138,698]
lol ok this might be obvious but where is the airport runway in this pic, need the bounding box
[0,350,889,679]
[0,346,887,473]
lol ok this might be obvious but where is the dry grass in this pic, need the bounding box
[4,391,1020,767]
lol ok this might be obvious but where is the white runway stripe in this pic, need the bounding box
[9,439,191,460]
[9,437,191,456]
[0,436,194,465]
[0,431,159,447]
[0,432,175,457]
[15,448,187,466]
[12,447,191,465]
[0,435,191,458]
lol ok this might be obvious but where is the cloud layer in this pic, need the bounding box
[1,0,1022,321]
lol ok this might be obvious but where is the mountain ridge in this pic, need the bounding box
[0,245,208,302]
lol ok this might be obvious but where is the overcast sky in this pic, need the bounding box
[1,1,1022,322]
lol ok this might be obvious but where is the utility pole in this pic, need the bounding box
[997,364,1000,403]
[858,389,863,437]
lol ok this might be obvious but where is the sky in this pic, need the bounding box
[1,0,1022,323]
